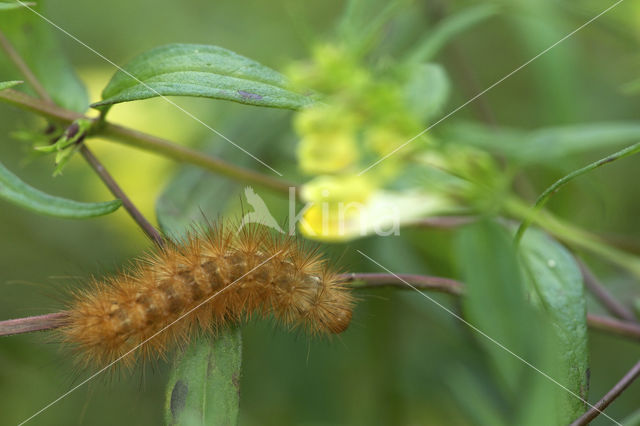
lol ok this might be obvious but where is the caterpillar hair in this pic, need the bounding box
[57,222,353,368]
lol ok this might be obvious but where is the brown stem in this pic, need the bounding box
[586,314,640,342]
[411,216,477,229]
[0,89,294,194]
[569,359,640,426]
[101,122,293,194]
[79,146,164,246]
[2,286,639,341]
[341,272,464,296]
[0,30,165,247]
[580,261,637,322]
[0,312,68,336]
[0,31,52,102]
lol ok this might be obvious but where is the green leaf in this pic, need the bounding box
[407,4,499,62]
[0,160,122,218]
[165,330,242,426]
[0,2,34,11]
[456,220,533,392]
[93,43,314,110]
[445,121,640,164]
[0,2,88,112]
[0,80,22,90]
[403,63,450,122]
[518,227,588,421]
[455,220,564,425]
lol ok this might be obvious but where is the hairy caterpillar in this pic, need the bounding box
[57,223,353,368]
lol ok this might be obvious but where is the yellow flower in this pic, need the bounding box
[298,175,375,241]
[299,175,456,241]
[295,105,361,174]
[297,132,359,174]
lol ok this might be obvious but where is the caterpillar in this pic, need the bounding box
[57,222,353,368]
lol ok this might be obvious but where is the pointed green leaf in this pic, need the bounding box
[456,220,533,392]
[93,43,314,111]
[0,80,22,90]
[456,220,566,425]
[518,227,589,420]
[0,160,121,218]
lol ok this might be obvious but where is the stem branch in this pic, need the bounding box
[0,29,165,247]
[3,282,639,342]
[0,89,293,194]
[340,272,464,295]
[580,260,637,322]
[569,359,640,426]
[0,312,67,336]
[0,31,51,102]
[79,145,164,246]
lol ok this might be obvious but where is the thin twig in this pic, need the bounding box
[79,145,164,246]
[101,122,293,194]
[569,359,640,426]
[586,314,640,342]
[0,312,67,336]
[2,274,639,341]
[340,272,464,295]
[411,216,477,229]
[0,89,294,194]
[579,261,637,322]
[0,31,52,102]
[2,308,638,342]
[0,29,165,246]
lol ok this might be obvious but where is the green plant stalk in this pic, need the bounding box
[515,141,640,243]
[0,89,293,195]
[506,198,640,279]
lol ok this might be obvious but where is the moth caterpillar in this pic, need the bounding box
[58,223,353,368]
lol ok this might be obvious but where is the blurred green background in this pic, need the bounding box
[1,0,640,425]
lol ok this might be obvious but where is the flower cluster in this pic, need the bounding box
[288,44,462,240]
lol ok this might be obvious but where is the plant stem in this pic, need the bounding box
[79,145,164,246]
[0,312,67,336]
[585,314,640,342]
[3,291,639,342]
[410,216,477,229]
[569,359,640,426]
[100,122,293,194]
[340,272,464,295]
[0,89,294,194]
[506,198,640,279]
[0,31,51,102]
[515,141,640,244]
[579,260,637,322]
[0,29,165,246]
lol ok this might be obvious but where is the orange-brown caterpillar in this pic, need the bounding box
[58,223,353,368]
